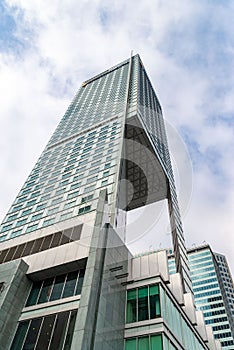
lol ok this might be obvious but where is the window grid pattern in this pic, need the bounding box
[25,269,85,307]
[126,284,160,323]
[10,310,77,350]
[0,121,121,240]
[169,249,234,349]
[0,225,82,265]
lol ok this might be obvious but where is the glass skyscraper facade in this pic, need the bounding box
[168,245,234,349]
[0,55,220,349]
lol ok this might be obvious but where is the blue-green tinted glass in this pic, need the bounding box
[49,312,70,350]
[35,314,55,349]
[38,278,54,304]
[126,290,137,323]
[76,269,85,295]
[22,318,42,349]
[63,310,77,350]
[138,336,149,350]
[10,321,29,350]
[50,274,66,301]
[138,287,149,321]
[125,338,137,350]
[151,335,162,349]
[62,271,78,298]
[26,281,42,306]
[149,286,160,318]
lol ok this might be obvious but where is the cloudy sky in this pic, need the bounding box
[0,0,233,273]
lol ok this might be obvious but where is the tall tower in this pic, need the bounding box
[168,245,234,349]
[0,54,191,293]
[0,54,197,350]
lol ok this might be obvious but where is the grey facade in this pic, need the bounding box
[0,55,220,349]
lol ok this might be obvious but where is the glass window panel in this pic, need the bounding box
[70,225,82,241]
[13,244,26,259]
[63,311,77,350]
[0,249,9,263]
[76,269,85,295]
[40,235,53,251]
[60,232,70,245]
[50,232,62,248]
[126,290,137,323]
[4,247,15,262]
[26,281,43,307]
[31,238,44,254]
[10,321,29,350]
[49,312,70,350]
[62,271,78,298]
[138,287,149,321]
[22,318,42,350]
[125,339,137,350]
[151,335,162,350]
[23,241,34,256]
[50,274,66,301]
[149,285,160,319]
[35,314,55,350]
[62,228,73,241]
[138,336,149,350]
[38,278,54,304]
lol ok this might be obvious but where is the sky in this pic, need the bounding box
[0,0,233,274]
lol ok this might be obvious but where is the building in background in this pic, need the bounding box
[168,245,234,349]
[0,55,220,349]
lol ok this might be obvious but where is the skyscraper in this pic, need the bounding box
[0,55,220,349]
[168,245,234,349]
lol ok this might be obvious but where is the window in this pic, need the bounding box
[47,207,59,215]
[67,191,79,199]
[10,310,77,350]
[7,213,18,221]
[15,219,27,227]
[10,230,22,238]
[126,285,160,323]
[81,194,93,203]
[26,223,38,233]
[42,218,55,227]
[70,182,81,190]
[89,167,99,174]
[104,162,111,169]
[26,270,85,307]
[62,172,72,179]
[56,188,66,195]
[60,212,72,220]
[11,205,23,212]
[26,199,37,207]
[51,197,63,205]
[31,213,43,221]
[36,203,46,211]
[64,200,76,209]
[17,196,27,203]
[101,180,108,186]
[78,206,91,214]
[125,335,163,350]
[21,209,32,217]
[83,185,95,193]
[86,175,98,184]
[103,170,110,177]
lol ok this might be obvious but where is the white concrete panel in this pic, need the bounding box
[169,273,184,306]
[148,252,159,276]
[132,257,141,279]
[157,250,169,282]
[140,255,149,278]
[195,310,208,342]
[182,293,197,325]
